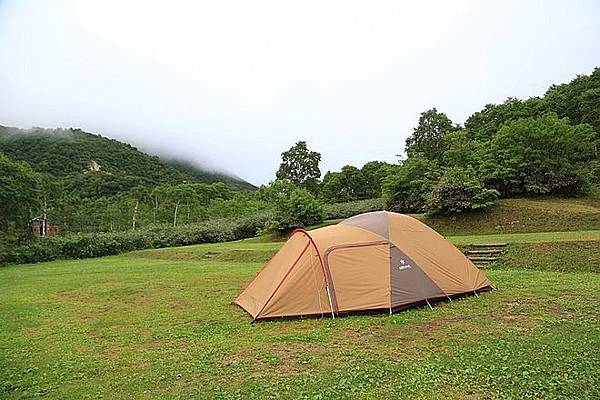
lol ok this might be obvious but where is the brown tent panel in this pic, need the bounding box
[234,211,492,320]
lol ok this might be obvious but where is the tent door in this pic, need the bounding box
[324,241,391,313]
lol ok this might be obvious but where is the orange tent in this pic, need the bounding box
[234,211,492,321]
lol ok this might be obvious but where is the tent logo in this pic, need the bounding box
[398,259,412,271]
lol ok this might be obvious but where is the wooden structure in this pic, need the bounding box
[31,216,58,238]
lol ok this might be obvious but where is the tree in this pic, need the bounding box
[361,161,396,199]
[263,180,323,232]
[275,141,321,192]
[0,153,41,241]
[164,185,192,227]
[480,113,598,196]
[320,172,345,203]
[545,67,600,134]
[320,165,369,203]
[441,129,482,169]
[382,157,440,213]
[426,167,499,214]
[130,186,149,230]
[150,184,170,224]
[38,173,61,230]
[464,97,547,141]
[405,108,456,161]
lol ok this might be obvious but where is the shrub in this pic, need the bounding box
[270,186,324,232]
[0,212,272,265]
[426,167,499,214]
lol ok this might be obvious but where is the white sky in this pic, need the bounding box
[1,0,599,185]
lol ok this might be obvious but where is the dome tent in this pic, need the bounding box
[234,211,492,321]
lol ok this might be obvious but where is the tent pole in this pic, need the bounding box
[326,285,335,319]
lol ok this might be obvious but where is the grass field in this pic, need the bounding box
[285,197,600,239]
[1,229,599,399]
[418,197,600,236]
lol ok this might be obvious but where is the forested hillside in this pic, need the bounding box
[0,126,255,192]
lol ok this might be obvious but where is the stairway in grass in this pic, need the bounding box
[465,242,508,268]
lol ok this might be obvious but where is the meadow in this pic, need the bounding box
[1,20,599,400]
[1,226,599,399]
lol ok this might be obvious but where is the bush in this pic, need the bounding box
[0,212,272,265]
[382,157,440,213]
[426,167,499,214]
[323,198,385,220]
[270,186,324,232]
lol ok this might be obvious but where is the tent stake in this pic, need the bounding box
[425,299,433,310]
[474,290,479,297]
[389,307,392,316]
[446,296,452,302]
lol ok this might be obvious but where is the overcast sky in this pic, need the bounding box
[1,1,599,185]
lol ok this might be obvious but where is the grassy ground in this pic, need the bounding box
[418,197,600,236]
[448,229,600,246]
[492,240,600,273]
[1,230,599,399]
[307,197,600,237]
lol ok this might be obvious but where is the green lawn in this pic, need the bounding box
[448,229,600,246]
[132,229,600,259]
[419,197,600,236]
[493,240,600,273]
[298,197,600,238]
[1,233,599,399]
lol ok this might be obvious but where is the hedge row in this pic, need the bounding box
[323,198,385,220]
[1,199,388,266]
[0,212,272,265]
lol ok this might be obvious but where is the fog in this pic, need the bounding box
[1,0,599,185]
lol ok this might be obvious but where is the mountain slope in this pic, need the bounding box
[0,126,255,191]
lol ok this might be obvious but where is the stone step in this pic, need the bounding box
[467,249,503,255]
[468,256,498,262]
[469,242,508,248]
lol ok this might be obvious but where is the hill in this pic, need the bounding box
[165,158,254,191]
[0,125,255,191]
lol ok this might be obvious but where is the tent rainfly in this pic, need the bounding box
[234,211,492,321]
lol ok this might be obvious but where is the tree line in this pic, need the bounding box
[1,67,599,248]
[274,68,600,217]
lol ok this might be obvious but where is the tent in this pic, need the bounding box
[234,211,492,321]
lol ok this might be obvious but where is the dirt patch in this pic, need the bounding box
[167,299,191,309]
[221,342,327,377]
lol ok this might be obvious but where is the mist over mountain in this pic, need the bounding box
[0,125,256,191]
